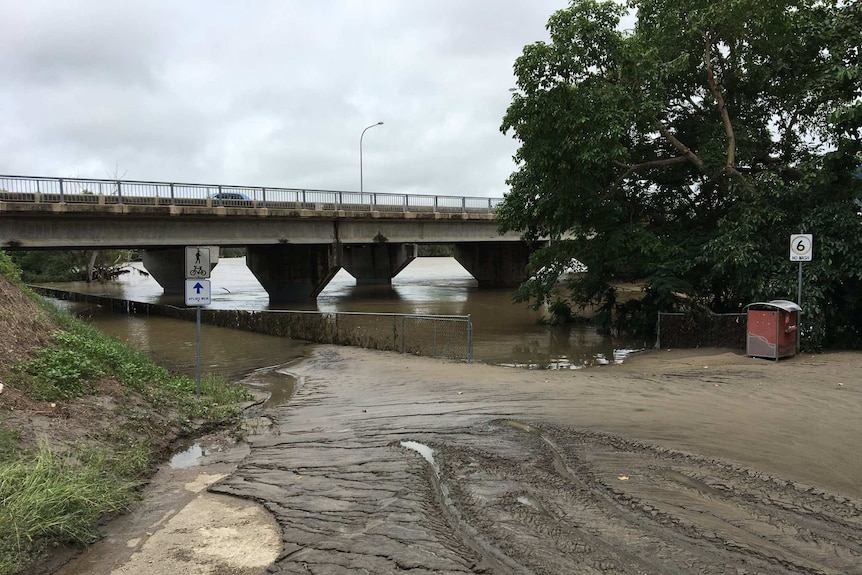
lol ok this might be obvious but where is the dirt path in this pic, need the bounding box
[58,347,862,574]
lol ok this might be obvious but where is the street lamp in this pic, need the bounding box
[360,121,383,194]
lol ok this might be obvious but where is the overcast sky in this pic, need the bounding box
[0,0,570,198]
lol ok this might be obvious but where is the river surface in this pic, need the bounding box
[48,256,642,374]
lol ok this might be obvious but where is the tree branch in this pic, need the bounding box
[703,32,736,172]
[653,118,706,170]
[613,156,691,183]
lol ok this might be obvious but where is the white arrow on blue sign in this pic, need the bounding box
[185,279,211,306]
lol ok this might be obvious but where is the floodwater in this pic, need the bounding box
[48,257,642,371]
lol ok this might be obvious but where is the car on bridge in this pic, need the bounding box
[211,192,251,201]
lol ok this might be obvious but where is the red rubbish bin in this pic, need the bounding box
[744,300,801,359]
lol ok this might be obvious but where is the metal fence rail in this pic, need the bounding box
[32,287,474,362]
[0,174,503,215]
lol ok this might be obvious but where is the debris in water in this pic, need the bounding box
[618,475,630,481]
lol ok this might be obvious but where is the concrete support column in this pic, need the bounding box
[142,247,219,294]
[453,241,532,288]
[246,244,341,304]
[341,243,417,285]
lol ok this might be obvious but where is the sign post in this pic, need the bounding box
[185,247,212,395]
[789,234,813,353]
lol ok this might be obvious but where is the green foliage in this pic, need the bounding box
[500,0,862,348]
[219,247,247,258]
[12,316,249,416]
[0,425,20,463]
[1,300,252,574]
[0,252,22,283]
[4,249,132,283]
[417,244,455,257]
[0,441,140,575]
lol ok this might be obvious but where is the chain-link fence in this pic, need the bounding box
[657,312,746,349]
[33,287,474,361]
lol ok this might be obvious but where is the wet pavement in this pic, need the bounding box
[207,346,862,575]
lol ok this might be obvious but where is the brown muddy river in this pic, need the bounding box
[49,256,642,372]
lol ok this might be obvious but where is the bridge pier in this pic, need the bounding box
[454,241,533,288]
[142,247,220,294]
[246,244,341,304]
[341,243,417,285]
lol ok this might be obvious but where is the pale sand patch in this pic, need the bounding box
[55,441,280,575]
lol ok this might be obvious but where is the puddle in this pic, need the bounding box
[499,349,644,370]
[169,443,203,468]
[243,364,298,409]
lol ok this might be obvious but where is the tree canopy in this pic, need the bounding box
[499,0,862,347]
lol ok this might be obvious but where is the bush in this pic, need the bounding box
[0,252,22,283]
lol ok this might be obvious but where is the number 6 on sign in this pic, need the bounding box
[790,234,813,262]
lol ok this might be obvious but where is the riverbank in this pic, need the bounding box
[0,265,256,575]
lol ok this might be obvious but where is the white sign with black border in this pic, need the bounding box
[185,246,211,279]
[790,234,813,262]
[185,279,211,306]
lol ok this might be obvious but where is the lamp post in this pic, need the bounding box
[360,121,383,194]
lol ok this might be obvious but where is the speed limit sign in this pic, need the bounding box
[790,234,813,262]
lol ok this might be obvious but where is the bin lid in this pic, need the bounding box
[744,299,802,312]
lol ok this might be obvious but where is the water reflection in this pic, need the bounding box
[47,257,642,369]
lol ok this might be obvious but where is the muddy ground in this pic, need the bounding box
[60,346,861,574]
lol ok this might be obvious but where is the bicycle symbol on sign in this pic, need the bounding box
[189,265,208,277]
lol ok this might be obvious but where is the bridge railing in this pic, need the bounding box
[0,175,503,214]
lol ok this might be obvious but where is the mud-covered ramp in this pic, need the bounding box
[214,347,862,574]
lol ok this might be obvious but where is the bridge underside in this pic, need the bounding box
[141,241,535,304]
[0,201,537,304]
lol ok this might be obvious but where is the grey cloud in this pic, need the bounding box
[0,0,564,196]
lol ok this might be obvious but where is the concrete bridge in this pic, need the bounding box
[0,175,533,303]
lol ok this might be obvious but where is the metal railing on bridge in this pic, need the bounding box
[0,175,503,214]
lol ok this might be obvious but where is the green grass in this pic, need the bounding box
[12,314,251,422]
[0,441,143,575]
[0,278,253,574]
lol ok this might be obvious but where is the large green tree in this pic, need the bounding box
[500,0,862,347]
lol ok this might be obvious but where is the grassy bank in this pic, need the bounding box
[0,252,252,575]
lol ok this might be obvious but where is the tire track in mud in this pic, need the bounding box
[411,420,862,575]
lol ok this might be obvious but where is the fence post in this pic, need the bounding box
[116,180,123,204]
[466,315,473,363]
[58,178,65,202]
[170,183,175,205]
[461,196,466,213]
[262,187,267,208]
[656,313,662,349]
